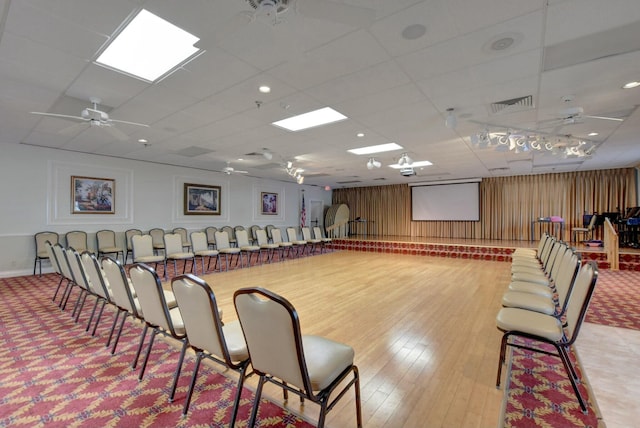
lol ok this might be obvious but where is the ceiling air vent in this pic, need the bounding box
[489,95,534,115]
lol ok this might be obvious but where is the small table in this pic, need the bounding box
[349,219,371,238]
[531,218,564,241]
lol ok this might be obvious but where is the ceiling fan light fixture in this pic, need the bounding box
[445,108,457,129]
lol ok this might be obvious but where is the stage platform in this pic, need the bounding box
[331,235,640,270]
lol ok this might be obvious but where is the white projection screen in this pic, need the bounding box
[411,182,480,221]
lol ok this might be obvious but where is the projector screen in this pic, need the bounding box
[411,182,480,221]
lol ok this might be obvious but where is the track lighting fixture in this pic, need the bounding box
[397,152,413,166]
[285,161,305,184]
[366,157,381,169]
[445,108,457,129]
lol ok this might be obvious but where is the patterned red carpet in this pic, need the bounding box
[0,274,314,428]
[585,269,640,330]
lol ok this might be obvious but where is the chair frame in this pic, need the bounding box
[164,233,195,276]
[124,229,143,263]
[572,213,597,242]
[234,287,363,428]
[34,231,59,276]
[96,229,124,263]
[66,230,89,253]
[190,231,220,274]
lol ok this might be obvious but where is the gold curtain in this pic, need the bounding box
[332,168,637,241]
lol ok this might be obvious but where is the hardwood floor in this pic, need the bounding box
[200,251,508,427]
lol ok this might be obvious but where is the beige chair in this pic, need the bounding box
[64,247,94,325]
[255,229,279,263]
[221,226,237,247]
[148,228,165,254]
[204,226,218,249]
[286,227,307,257]
[234,287,363,428]
[172,227,192,251]
[164,233,195,276]
[496,262,599,412]
[214,231,241,271]
[265,224,276,242]
[66,230,89,253]
[271,228,293,259]
[96,230,123,263]
[572,213,597,242]
[250,225,261,243]
[235,229,261,267]
[131,235,166,279]
[46,240,65,301]
[34,231,59,276]
[129,263,188,402]
[52,243,75,308]
[301,227,322,254]
[190,231,220,274]
[313,226,332,253]
[171,274,250,421]
[124,229,143,263]
[80,251,115,337]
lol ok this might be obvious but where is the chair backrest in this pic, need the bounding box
[234,287,310,392]
[553,250,581,312]
[173,228,189,246]
[52,243,73,281]
[96,230,117,250]
[35,232,59,257]
[222,226,235,241]
[250,225,261,241]
[190,231,209,253]
[66,231,88,251]
[271,228,284,244]
[81,251,111,301]
[286,227,299,242]
[65,247,89,291]
[564,261,598,344]
[265,225,276,240]
[587,213,597,230]
[149,228,165,247]
[255,229,269,246]
[205,227,217,246]
[132,235,155,259]
[313,227,326,240]
[164,233,184,255]
[102,256,140,317]
[45,241,62,275]
[125,229,143,250]
[236,229,251,247]
[129,263,181,336]
[172,274,233,364]
[301,227,312,240]
[214,231,232,250]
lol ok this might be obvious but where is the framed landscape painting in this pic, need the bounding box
[71,176,115,214]
[261,192,278,215]
[184,183,221,215]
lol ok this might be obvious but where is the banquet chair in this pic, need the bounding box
[80,251,115,336]
[96,229,124,263]
[572,213,597,243]
[286,227,308,257]
[313,227,332,253]
[65,247,95,325]
[124,229,142,263]
[205,226,217,249]
[250,225,261,243]
[46,241,65,301]
[190,231,219,274]
[129,263,188,402]
[255,229,279,263]
[235,229,261,267]
[301,227,322,255]
[148,228,165,254]
[171,274,250,422]
[172,227,191,251]
[34,231,59,276]
[214,231,241,271]
[234,287,362,428]
[265,224,276,242]
[271,228,293,259]
[52,243,75,308]
[131,235,167,279]
[164,233,195,276]
[66,230,89,253]
[222,226,237,247]
[496,261,599,411]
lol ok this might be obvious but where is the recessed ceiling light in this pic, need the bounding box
[272,107,347,132]
[588,132,599,137]
[347,143,403,155]
[622,81,640,89]
[357,132,365,137]
[95,9,201,82]
[389,160,433,169]
[138,138,148,143]
[259,85,271,93]
[401,24,426,40]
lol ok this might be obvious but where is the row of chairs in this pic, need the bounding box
[495,233,599,411]
[44,240,361,427]
[34,226,332,276]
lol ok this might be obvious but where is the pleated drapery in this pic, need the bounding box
[332,168,637,241]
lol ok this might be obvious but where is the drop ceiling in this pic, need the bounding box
[2,0,640,188]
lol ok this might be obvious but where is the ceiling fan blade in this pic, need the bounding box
[31,111,86,122]
[102,124,129,141]
[296,0,376,28]
[583,114,624,122]
[109,118,150,128]
[58,121,89,136]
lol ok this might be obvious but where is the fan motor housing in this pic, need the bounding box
[247,0,289,13]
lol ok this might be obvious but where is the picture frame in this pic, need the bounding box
[71,176,115,214]
[184,183,221,215]
[261,191,278,215]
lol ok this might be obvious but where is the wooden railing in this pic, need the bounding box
[326,220,349,238]
[604,217,619,270]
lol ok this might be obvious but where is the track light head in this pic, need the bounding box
[366,157,382,169]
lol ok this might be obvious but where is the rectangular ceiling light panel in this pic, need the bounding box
[96,9,201,82]
[389,160,433,169]
[347,142,404,155]
[272,107,347,131]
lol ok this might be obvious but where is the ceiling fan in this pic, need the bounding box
[30,97,149,141]
[222,162,249,175]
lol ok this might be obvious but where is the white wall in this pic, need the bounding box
[0,144,331,277]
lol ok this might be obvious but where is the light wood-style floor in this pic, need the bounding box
[195,251,638,428]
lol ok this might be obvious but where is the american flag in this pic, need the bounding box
[300,193,306,229]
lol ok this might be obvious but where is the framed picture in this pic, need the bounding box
[71,176,115,214]
[184,183,221,215]
[261,192,278,215]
